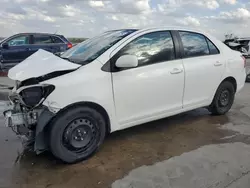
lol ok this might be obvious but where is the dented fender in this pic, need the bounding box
[34,107,55,153]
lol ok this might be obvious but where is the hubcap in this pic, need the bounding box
[219,89,230,107]
[63,118,96,152]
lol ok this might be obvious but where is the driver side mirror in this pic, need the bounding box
[115,55,138,68]
[2,43,9,49]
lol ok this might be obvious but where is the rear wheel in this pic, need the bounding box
[49,106,106,163]
[208,81,235,115]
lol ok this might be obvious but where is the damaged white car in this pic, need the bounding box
[4,28,246,163]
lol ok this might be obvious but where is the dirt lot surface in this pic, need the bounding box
[0,84,249,188]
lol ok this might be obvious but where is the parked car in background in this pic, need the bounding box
[4,27,246,163]
[237,38,250,56]
[0,33,73,70]
[224,38,250,82]
[235,38,250,82]
[224,37,250,58]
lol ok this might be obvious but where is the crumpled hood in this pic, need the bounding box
[8,49,81,81]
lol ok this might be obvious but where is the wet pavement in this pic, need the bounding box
[0,83,249,188]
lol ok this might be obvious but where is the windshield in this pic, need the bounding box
[0,37,8,44]
[0,34,14,44]
[61,29,137,65]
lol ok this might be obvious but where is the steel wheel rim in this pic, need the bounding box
[63,118,97,153]
[219,89,230,107]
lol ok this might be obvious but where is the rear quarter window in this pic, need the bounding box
[52,36,64,43]
[57,35,69,43]
[206,38,220,55]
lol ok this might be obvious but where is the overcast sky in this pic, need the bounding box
[1,0,250,39]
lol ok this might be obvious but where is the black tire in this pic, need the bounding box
[246,74,250,83]
[49,106,106,164]
[208,81,235,115]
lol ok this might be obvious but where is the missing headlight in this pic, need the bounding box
[19,85,55,108]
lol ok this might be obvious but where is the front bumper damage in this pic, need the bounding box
[3,56,78,153]
[4,97,55,154]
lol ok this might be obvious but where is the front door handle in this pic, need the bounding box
[214,61,223,66]
[170,68,183,74]
[26,48,31,51]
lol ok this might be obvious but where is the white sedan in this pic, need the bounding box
[5,27,246,163]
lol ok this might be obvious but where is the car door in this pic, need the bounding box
[1,34,32,68]
[178,31,224,108]
[30,34,57,54]
[110,31,185,126]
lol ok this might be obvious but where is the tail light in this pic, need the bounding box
[241,55,246,68]
[67,43,73,49]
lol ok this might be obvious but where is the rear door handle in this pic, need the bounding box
[214,61,223,66]
[170,68,183,74]
[26,48,31,51]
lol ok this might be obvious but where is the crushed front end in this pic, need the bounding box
[4,80,56,153]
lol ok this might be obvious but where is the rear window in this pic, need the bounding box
[33,35,53,44]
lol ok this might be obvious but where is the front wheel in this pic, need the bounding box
[49,106,106,163]
[208,81,235,115]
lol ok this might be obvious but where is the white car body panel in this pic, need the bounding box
[42,60,120,131]
[222,50,246,92]
[8,49,80,81]
[112,59,184,128]
[8,27,246,133]
[182,55,225,108]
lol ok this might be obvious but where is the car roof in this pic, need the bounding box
[105,27,204,33]
[136,26,205,33]
[105,27,210,38]
[12,33,64,37]
[0,33,68,44]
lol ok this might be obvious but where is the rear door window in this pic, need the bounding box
[179,31,209,58]
[33,35,53,44]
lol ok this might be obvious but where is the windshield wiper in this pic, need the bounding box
[60,56,70,61]
[60,57,77,63]
[60,56,89,65]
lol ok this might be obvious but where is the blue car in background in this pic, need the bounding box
[0,33,73,70]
